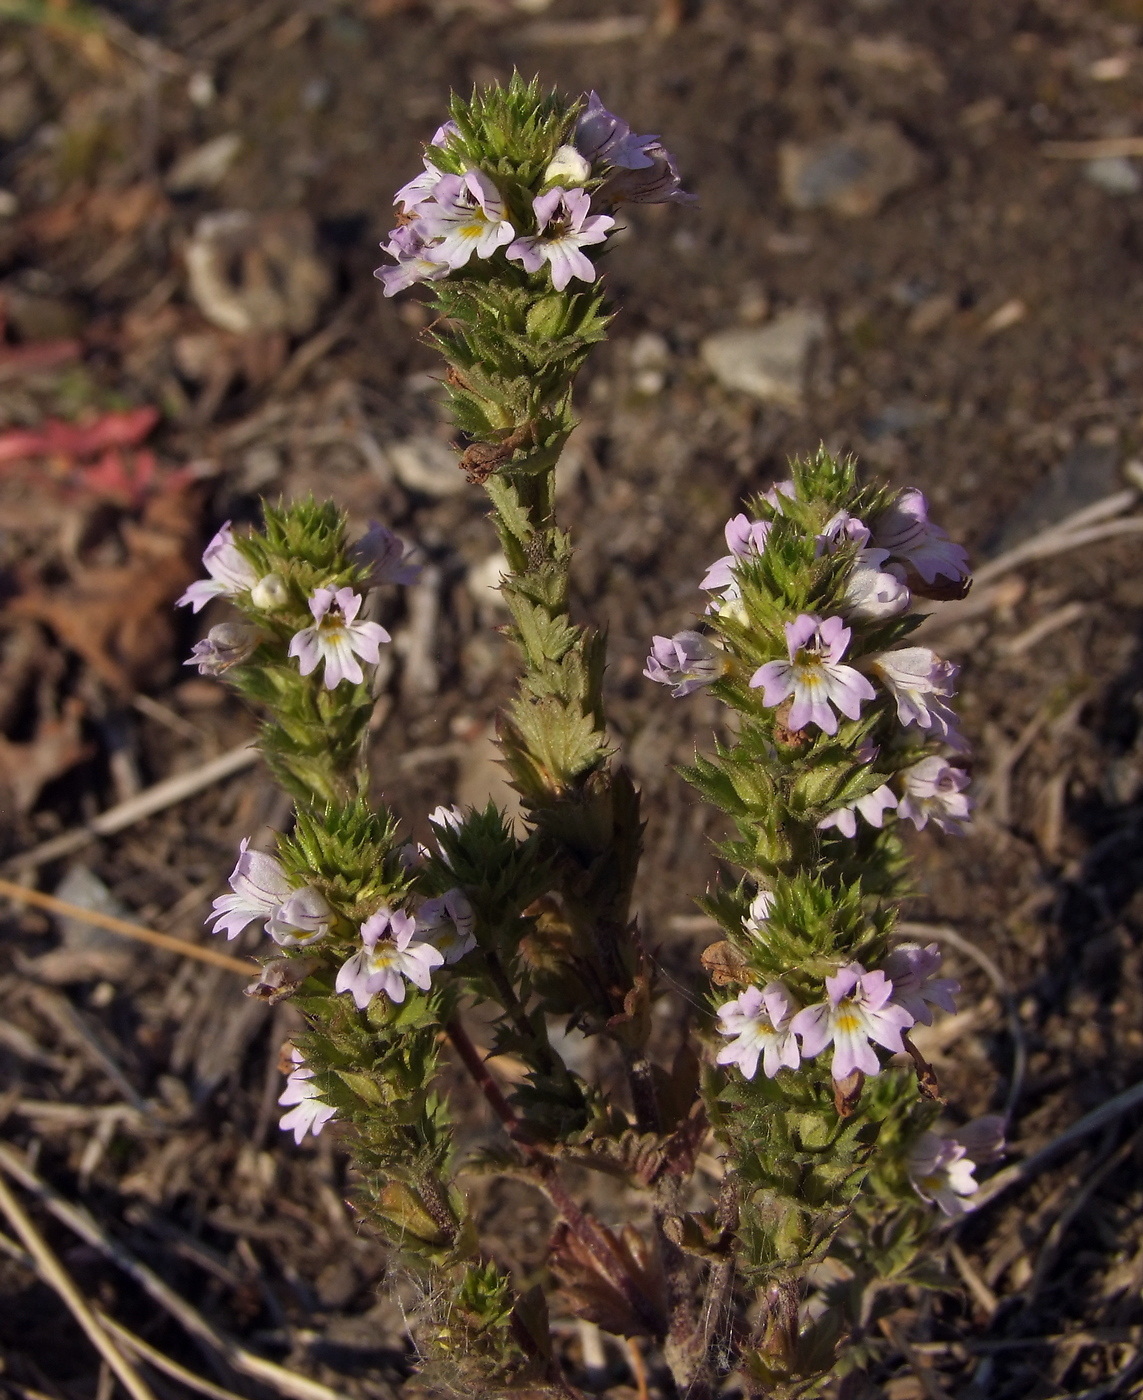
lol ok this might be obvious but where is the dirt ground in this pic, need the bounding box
[2,0,1143,1396]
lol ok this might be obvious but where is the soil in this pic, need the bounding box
[2,1,1143,1397]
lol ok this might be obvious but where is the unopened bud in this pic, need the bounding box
[543,144,592,187]
[250,573,289,610]
[185,622,261,676]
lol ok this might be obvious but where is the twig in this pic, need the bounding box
[0,876,257,976]
[1025,1128,1141,1303]
[444,1019,660,1336]
[968,1078,1143,1211]
[971,492,1141,590]
[879,1318,952,1400]
[23,984,151,1116]
[948,1242,999,1317]
[1041,137,1143,159]
[4,742,260,872]
[270,296,363,398]
[0,1143,351,1400]
[0,1173,157,1400]
[897,921,1027,1121]
[0,1225,248,1400]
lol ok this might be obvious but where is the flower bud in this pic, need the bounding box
[250,573,290,610]
[543,144,592,187]
[185,622,261,675]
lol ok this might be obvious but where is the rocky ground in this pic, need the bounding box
[2,1,1143,1397]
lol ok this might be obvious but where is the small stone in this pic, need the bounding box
[629,331,670,396]
[0,77,39,143]
[0,189,17,218]
[165,133,242,194]
[387,434,467,496]
[466,551,510,618]
[990,441,1119,552]
[1084,155,1142,196]
[185,209,330,335]
[907,292,956,335]
[700,308,827,407]
[779,122,921,217]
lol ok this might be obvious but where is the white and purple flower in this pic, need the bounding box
[790,964,914,1081]
[208,840,331,948]
[416,170,515,270]
[743,889,775,938]
[176,522,258,613]
[751,614,876,736]
[350,522,421,587]
[907,1116,1005,1216]
[185,622,260,676]
[818,785,898,838]
[335,907,444,1007]
[506,187,614,291]
[574,91,659,170]
[288,586,390,690]
[716,983,801,1081]
[897,756,971,834]
[870,647,964,749]
[873,489,970,589]
[392,120,456,211]
[644,630,725,697]
[883,942,959,1026]
[416,888,477,965]
[374,223,451,296]
[844,548,911,620]
[701,514,772,592]
[279,1048,337,1146]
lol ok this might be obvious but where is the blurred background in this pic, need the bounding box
[2,1,1143,1397]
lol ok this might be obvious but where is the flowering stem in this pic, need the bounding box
[444,1016,656,1330]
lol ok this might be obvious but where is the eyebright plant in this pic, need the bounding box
[181,78,999,1398]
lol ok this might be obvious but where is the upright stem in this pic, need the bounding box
[444,1018,660,1336]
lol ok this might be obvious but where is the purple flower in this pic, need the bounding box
[751,614,876,736]
[791,964,914,1081]
[818,784,898,837]
[897,756,971,834]
[874,489,970,588]
[176,522,258,612]
[389,120,457,211]
[701,513,772,591]
[574,91,659,170]
[416,888,476,965]
[716,983,801,1080]
[288,586,390,690]
[416,170,515,269]
[644,630,725,697]
[350,522,420,587]
[762,480,796,512]
[871,647,965,749]
[185,622,260,676]
[743,889,775,937]
[268,886,333,949]
[883,942,959,1025]
[278,1048,337,1146]
[816,510,872,553]
[209,838,293,941]
[907,1118,1003,1216]
[374,223,450,297]
[844,548,911,620]
[335,907,444,1008]
[506,187,614,291]
[599,144,694,206]
[208,840,329,948]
